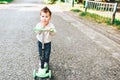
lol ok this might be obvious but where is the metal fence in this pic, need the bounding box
[85,1,118,24]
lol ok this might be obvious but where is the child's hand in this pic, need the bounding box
[45,28,54,32]
[50,28,55,32]
[49,28,56,36]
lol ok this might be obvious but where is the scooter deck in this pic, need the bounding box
[33,69,52,80]
[34,75,51,80]
[35,77,51,80]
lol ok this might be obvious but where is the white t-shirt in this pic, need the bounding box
[35,22,56,43]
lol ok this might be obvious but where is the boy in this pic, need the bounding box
[34,7,56,71]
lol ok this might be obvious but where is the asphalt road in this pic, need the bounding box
[0,0,120,80]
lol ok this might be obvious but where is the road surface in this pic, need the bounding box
[0,0,120,80]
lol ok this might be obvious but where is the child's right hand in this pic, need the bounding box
[50,28,55,32]
[33,27,49,32]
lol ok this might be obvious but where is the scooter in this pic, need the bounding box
[33,27,53,79]
[33,61,51,79]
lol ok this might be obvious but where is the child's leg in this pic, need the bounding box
[44,42,51,67]
[37,41,44,68]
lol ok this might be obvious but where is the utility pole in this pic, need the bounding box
[65,0,67,3]
[72,0,74,7]
[58,0,61,3]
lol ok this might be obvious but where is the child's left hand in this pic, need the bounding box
[50,28,55,32]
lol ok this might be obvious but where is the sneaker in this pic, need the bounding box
[38,67,42,73]
[38,67,46,74]
[44,62,48,69]
[39,61,41,67]
[39,61,43,68]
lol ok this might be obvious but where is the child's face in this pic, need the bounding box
[40,11,51,25]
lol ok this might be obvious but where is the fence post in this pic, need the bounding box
[71,0,74,7]
[43,0,48,4]
[85,0,88,13]
[58,0,61,3]
[65,0,67,3]
[111,3,118,24]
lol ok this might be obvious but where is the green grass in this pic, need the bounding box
[71,9,120,29]
[113,19,120,29]
[71,9,81,13]
[0,0,13,4]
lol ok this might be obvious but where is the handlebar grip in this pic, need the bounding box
[33,28,47,31]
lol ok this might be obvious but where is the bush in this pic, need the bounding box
[0,0,13,4]
[0,0,13,2]
[48,0,57,4]
[71,9,81,12]
[48,0,68,4]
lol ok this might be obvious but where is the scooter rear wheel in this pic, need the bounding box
[33,70,36,78]
[49,70,51,78]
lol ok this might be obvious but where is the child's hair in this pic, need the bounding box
[40,7,52,16]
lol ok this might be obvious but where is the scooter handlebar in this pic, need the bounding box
[33,27,55,32]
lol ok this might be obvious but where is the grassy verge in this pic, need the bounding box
[71,9,120,29]
[0,0,13,4]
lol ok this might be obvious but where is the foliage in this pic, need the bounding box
[48,0,57,4]
[0,0,13,2]
[0,0,13,4]
[114,19,120,25]
[48,0,78,4]
[48,0,64,4]
[61,0,65,2]
[113,19,120,29]
[71,9,81,12]
[80,12,86,16]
